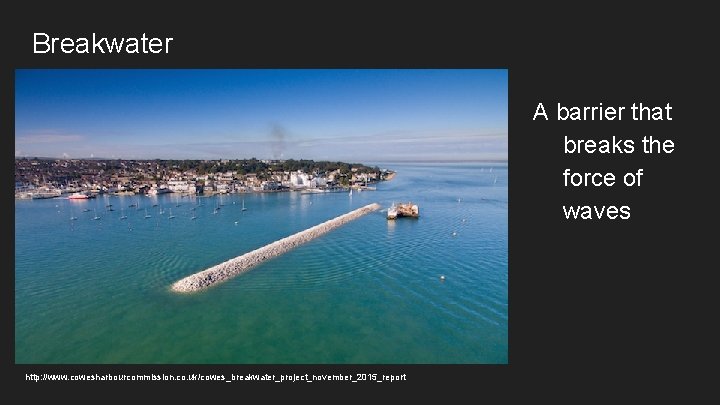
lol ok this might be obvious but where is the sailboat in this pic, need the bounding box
[241,199,247,211]
[349,187,353,196]
[120,207,128,220]
[92,208,101,220]
[168,208,176,219]
[144,208,151,219]
[70,207,78,221]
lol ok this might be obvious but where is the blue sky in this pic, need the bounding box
[15,69,507,162]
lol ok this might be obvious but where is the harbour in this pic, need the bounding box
[15,162,507,364]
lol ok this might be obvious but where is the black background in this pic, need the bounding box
[3,5,715,399]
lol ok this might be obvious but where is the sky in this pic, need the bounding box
[15,69,507,162]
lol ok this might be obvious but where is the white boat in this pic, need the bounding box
[300,188,328,194]
[92,209,101,220]
[120,207,128,220]
[68,192,89,200]
[387,203,398,220]
[144,208,151,219]
[168,208,175,219]
[241,199,247,211]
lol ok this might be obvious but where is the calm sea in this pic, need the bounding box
[15,162,507,364]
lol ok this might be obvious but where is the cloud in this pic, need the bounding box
[300,130,507,147]
[16,134,83,144]
[289,130,507,159]
[12,128,507,162]
[124,130,508,161]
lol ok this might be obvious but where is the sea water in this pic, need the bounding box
[15,163,507,364]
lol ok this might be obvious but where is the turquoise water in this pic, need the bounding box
[15,163,507,364]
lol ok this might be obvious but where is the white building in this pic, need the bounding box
[168,179,194,193]
[216,183,231,193]
[290,171,310,188]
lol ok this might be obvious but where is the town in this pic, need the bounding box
[15,157,394,199]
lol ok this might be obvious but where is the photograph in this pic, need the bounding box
[14,69,508,364]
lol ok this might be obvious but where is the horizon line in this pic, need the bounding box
[15,156,508,164]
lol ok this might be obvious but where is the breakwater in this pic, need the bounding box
[171,203,381,292]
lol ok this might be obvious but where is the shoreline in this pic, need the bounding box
[16,182,391,199]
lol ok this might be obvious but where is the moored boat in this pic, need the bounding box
[68,192,89,200]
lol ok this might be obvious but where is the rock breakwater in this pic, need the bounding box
[171,203,381,292]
